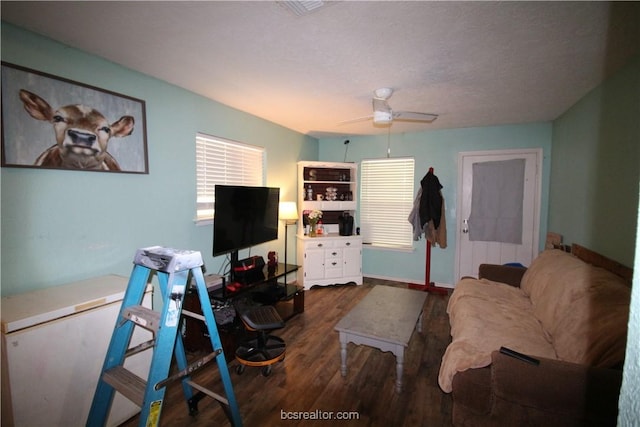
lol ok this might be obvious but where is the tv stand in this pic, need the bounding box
[183,263,302,355]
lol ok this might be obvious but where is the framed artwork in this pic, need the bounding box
[1,62,148,174]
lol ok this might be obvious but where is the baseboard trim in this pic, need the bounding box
[364,274,454,289]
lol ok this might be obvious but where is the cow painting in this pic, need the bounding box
[18,89,135,171]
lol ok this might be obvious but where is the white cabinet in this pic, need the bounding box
[1,275,153,427]
[296,161,363,289]
[297,236,363,290]
[297,161,358,234]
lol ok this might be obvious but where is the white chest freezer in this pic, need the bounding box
[1,275,153,427]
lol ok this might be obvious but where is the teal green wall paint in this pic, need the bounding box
[319,123,552,286]
[550,55,640,266]
[1,23,318,296]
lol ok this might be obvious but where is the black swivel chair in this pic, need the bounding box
[235,304,286,376]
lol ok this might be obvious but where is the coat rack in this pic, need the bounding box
[409,167,449,295]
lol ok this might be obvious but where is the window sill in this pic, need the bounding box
[194,218,213,226]
[363,243,414,253]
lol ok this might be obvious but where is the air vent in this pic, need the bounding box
[278,1,328,16]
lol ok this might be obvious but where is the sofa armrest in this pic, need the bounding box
[451,351,622,426]
[490,350,622,423]
[478,264,527,287]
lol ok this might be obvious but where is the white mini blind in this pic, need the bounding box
[196,133,265,222]
[360,157,415,249]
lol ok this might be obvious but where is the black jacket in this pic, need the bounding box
[419,171,443,229]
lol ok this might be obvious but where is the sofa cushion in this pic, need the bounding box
[520,249,630,367]
[438,278,557,392]
[520,249,573,299]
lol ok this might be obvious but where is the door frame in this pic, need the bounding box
[454,148,543,282]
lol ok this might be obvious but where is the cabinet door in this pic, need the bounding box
[304,248,326,280]
[343,246,362,277]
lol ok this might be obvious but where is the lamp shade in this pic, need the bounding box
[279,201,298,223]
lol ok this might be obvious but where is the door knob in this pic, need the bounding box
[462,219,469,234]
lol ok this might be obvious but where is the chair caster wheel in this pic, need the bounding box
[236,364,245,375]
[262,366,272,377]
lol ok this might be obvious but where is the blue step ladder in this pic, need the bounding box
[86,246,242,427]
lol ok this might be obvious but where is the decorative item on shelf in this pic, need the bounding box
[307,209,323,237]
[267,251,278,274]
[306,185,313,201]
[325,187,338,201]
[338,211,354,236]
[309,169,317,180]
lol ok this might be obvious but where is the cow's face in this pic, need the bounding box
[19,89,134,168]
[52,104,116,157]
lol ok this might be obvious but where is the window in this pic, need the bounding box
[360,157,415,249]
[196,133,265,223]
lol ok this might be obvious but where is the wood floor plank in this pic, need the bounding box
[119,279,453,426]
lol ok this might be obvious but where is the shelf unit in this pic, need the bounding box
[297,161,358,235]
[296,161,362,289]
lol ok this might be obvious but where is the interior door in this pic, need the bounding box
[455,149,542,281]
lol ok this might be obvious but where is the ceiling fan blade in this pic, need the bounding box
[393,110,438,123]
[337,115,373,125]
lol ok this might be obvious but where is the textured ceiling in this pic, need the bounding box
[2,1,639,137]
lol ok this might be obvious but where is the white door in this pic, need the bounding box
[455,149,542,282]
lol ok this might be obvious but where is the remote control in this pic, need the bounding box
[499,347,540,365]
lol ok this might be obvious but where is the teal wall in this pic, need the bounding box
[1,22,637,292]
[545,55,640,423]
[319,124,552,286]
[0,23,318,296]
[550,55,640,267]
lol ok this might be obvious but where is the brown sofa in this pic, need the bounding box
[439,247,632,426]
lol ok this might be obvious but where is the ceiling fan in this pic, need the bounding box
[340,87,438,126]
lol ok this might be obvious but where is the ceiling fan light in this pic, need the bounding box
[373,87,393,100]
[373,110,392,124]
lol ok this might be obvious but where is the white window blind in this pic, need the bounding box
[196,133,265,222]
[360,157,415,249]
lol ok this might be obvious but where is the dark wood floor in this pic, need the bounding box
[120,278,453,426]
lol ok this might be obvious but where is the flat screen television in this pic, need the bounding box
[213,185,280,264]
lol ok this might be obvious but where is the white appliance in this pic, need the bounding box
[1,275,153,427]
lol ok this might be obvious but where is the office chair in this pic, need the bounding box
[235,304,286,376]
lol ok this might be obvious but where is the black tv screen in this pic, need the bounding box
[213,185,280,257]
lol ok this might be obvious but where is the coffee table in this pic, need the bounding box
[334,285,428,392]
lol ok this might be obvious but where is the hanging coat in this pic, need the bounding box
[409,170,447,247]
[419,170,442,229]
[409,188,424,241]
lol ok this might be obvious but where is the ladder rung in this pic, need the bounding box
[155,350,221,390]
[103,366,147,407]
[182,308,205,322]
[185,380,229,406]
[123,306,160,333]
[125,339,156,357]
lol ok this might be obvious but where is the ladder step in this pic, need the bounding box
[125,339,156,358]
[103,366,146,407]
[123,305,161,333]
